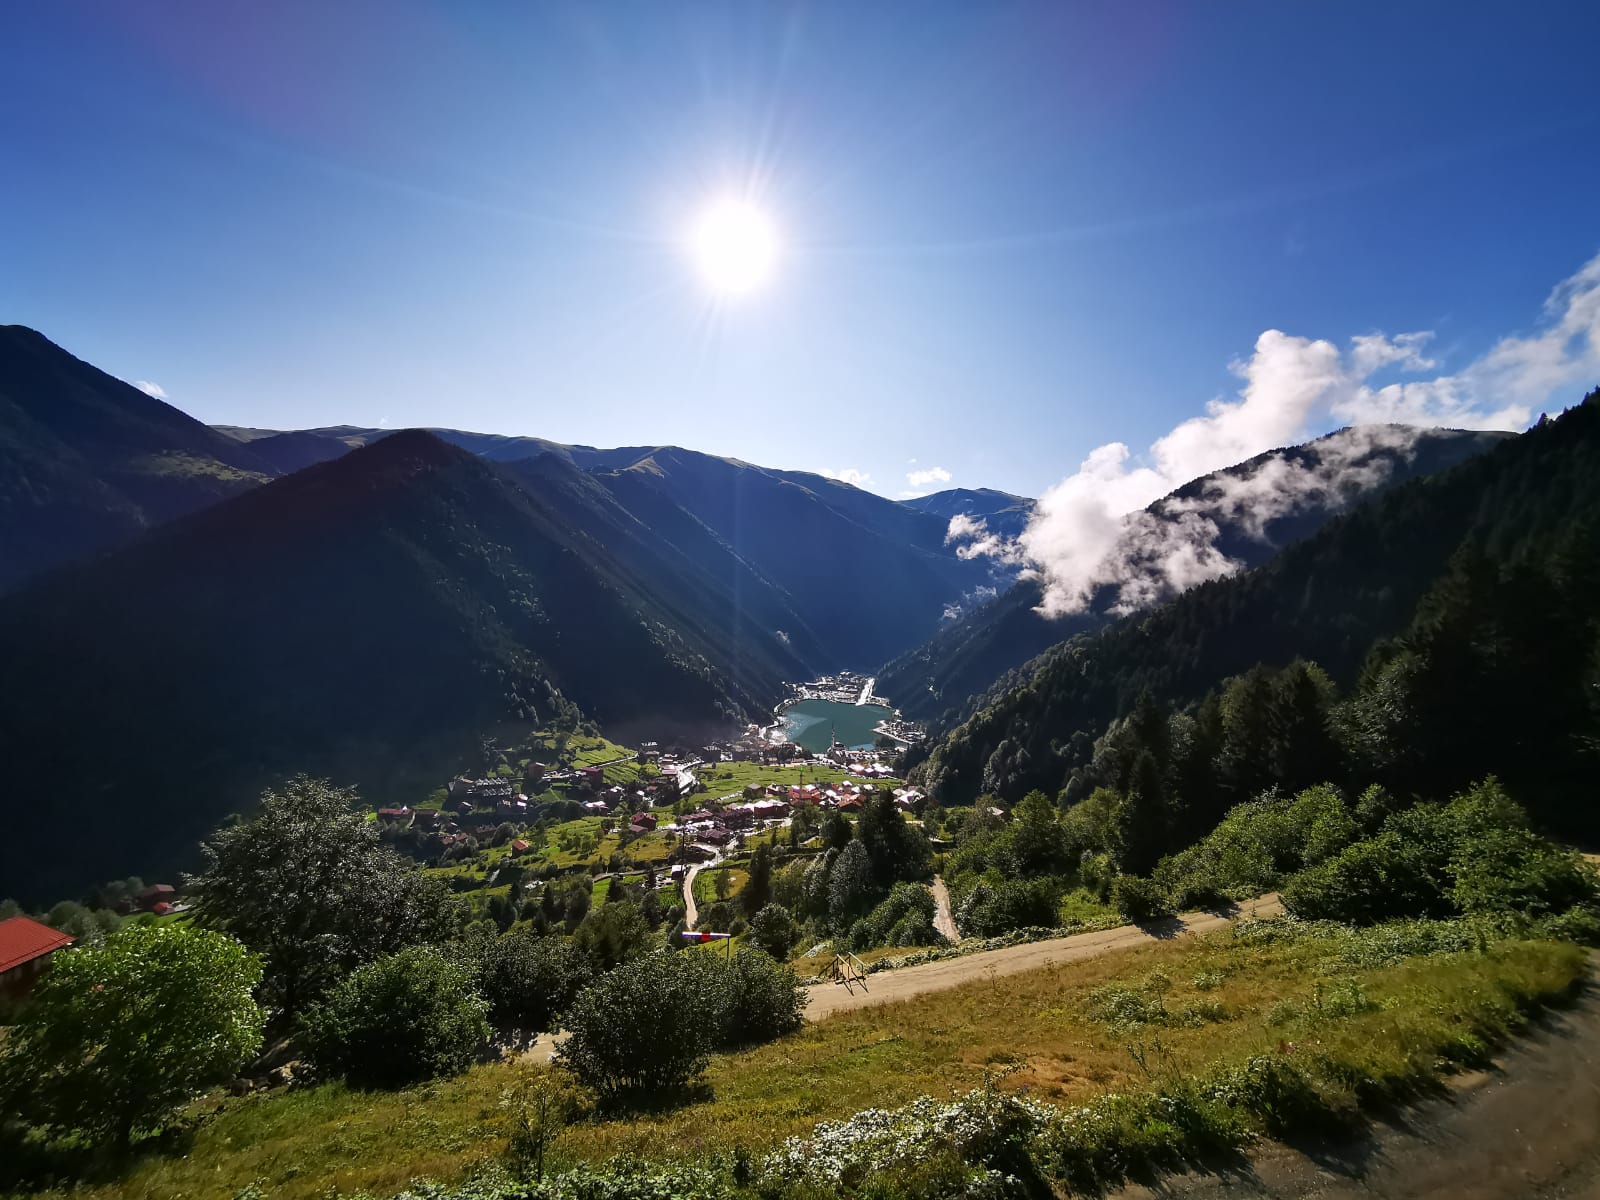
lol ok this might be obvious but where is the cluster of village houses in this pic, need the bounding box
[371,731,920,866]
[659,772,925,856]
[2,736,924,1002]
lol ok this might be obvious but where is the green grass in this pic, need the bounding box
[130,452,271,485]
[1058,887,1121,930]
[693,761,901,799]
[567,736,636,769]
[693,866,749,908]
[20,921,1586,1200]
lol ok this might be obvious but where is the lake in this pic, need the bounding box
[782,698,892,753]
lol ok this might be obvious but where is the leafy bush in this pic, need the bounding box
[715,949,806,1047]
[0,923,263,1147]
[1282,778,1598,925]
[957,877,1064,937]
[747,903,800,960]
[1153,784,1358,907]
[1281,831,1447,923]
[1112,874,1174,923]
[1449,826,1597,919]
[559,946,804,1101]
[849,882,945,951]
[300,947,489,1088]
[572,902,653,971]
[475,929,591,1037]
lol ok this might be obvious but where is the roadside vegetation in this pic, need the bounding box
[4,710,1598,1198]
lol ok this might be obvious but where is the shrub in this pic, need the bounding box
[1449,826,1598,919]
[476,929,591,1037]
[849,882,944,951]
[1282,778,1598,926]
[558,953,713,1099]
[747,903,800,960]
[1281,831,1449,923]
[714,949,805,1047]
[572,902,653,971]
[957,877,1064,937]
[1112,874,1173,924]
[300,947,489,1088]
[1152,784,1359,905]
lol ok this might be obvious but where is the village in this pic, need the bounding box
[356,715,931,930]
[1,710,936,1003]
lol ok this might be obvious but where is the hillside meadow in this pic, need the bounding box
[10,917,1584,1200]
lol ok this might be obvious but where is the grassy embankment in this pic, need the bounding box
[19,918,1586,1200]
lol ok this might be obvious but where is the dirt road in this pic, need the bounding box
[1114,971,1600,1200]
[930,875,960,942]
[803,894,1284,1021]
[682,861,705,928]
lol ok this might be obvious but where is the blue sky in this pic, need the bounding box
[3,1,1599,500]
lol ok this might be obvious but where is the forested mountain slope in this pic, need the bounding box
[881,427,1509,726]
[502,453,830,685]
[0,326,277,591]
[227,427,1003,668]
[0,432,774,900]
[912,398,1600,818]
[592,447,1001,668]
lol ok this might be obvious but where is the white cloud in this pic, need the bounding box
[949,249,1600,618]
[818,467,871,486]
[906,465,953,490]
[133,380,167,399]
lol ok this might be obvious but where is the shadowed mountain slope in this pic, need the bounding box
[0,431,781,900]
[880,426,1510,726]
[0,326,276,590]
[912,399,1598,807]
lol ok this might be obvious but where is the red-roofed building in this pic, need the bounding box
[0,916,74,1002]
[138,884,176,912]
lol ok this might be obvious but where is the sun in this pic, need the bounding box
[689,198,780,296]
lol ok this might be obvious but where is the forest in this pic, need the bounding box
[910,391,1600,847]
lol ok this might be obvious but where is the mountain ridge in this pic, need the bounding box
[0,325,279,590]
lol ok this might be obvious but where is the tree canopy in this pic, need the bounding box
[0,923,263,1147]
[187,776,460,1015]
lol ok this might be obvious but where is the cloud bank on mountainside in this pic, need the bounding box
[950,250,1600,617]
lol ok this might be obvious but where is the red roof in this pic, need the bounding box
[0,916,74,975]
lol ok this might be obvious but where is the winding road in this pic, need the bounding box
[682,860,705,928]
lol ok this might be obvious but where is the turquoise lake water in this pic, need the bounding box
[782,698,892,753]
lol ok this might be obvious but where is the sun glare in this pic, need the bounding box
[689,198,780,296]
